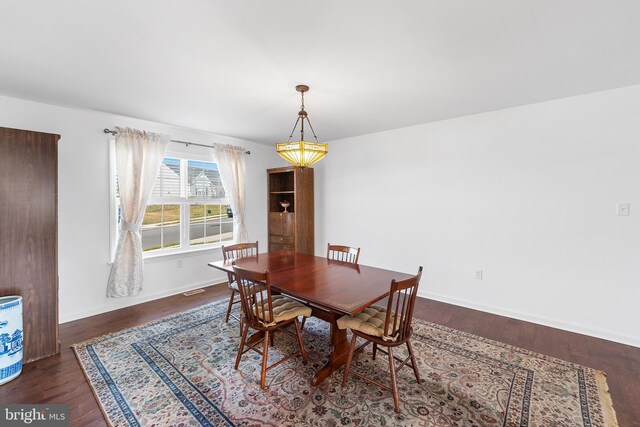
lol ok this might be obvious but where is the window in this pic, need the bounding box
[184,160,232,248]
[142,158,182,251]
[110,147,233,258]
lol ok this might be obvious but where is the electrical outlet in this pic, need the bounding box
[475,270,483,280]
[617,202,630,216]
[177,260,183,268]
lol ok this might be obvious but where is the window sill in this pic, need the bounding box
[143,244,228,263]
[106,243,232,265]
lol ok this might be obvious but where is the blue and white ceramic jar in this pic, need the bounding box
[0,296,23,385]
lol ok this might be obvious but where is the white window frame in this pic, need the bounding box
[109,145,232,262]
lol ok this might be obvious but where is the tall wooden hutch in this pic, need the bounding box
[267,166,314,254]
[0,127,60,363]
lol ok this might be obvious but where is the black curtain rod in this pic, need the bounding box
[103,129,250,155]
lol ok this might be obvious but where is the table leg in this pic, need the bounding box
[310,309,366,386]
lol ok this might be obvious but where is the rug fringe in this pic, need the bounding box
[595,370,619,427]
[71,299,621,427]
[71,345,115,427]
[68,299,233,425]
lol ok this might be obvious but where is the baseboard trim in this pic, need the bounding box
[59,279,228,324]
[61,282,639,348]
[420,290,640,348]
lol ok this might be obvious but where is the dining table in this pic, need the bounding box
[208,250,413,385]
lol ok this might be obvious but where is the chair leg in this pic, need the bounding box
[269,331,275,347]
[225,289,236,323]
[407,340,421,384]
[300,316,306,331]
[388,347,400,413]
[341,334,358,387]
[294,318,308,363]
[234,321,249,370]
[372,343,378,360]
[260,330,270,390]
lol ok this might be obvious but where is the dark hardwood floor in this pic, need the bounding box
[0,283,637,426]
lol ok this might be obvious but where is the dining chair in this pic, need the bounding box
[221,241,259,324]
[338,266,423,413]
[232,265,311,389]
[299,243,362,331]
[327,243,361,264]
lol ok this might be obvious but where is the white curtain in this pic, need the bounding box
[215,143,248,243]
[107,127,170,298]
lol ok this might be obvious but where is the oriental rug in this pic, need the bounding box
[72,299,618,426]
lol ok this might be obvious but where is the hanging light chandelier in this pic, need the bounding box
[276,85,328,167]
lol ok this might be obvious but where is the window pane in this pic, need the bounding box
[188,160,225,199]
[204,204,220,245]
[142,205,163,251]
[151,158,181,198]
[220,204,233,243]
[202,204,233,244]
[189,204,205,246]
[161,204,181,248]
[141,204,181,251]
[188,204,233,246]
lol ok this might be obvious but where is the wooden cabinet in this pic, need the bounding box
[0,127,60,363]
[269,213,294,241]
[267,167,314,255]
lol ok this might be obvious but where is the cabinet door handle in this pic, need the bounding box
[280,238,283,242]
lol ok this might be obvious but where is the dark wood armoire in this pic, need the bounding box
[0,127,60,363]
[267,166,314,254]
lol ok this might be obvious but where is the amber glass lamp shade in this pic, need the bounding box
[277,84,327,168]
[276,141,328,167]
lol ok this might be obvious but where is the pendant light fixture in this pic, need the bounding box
[276,85,328,167]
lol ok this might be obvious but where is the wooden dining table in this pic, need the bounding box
[208,250,413,385]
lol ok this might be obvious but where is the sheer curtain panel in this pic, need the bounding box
[107,127,170,297]
[214,143,248,243]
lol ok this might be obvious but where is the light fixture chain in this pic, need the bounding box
[299,90,305,141]
[287,116,301,142]
[305,117,320,142]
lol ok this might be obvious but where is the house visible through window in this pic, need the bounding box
[113,156,233,255]
[185,160,231,248]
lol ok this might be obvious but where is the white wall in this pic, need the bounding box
[3,85,638,347]
[0,94,283,323]
[315,85,640,347]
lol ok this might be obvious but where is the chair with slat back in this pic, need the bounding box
[221,242,259,324]
[327,243,361,264]
[232,266,311,389]
[299,243,361,331]
[337,266,423,413]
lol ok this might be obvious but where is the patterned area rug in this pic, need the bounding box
[72,299,618,426]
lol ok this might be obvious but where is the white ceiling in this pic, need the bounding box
[1,1,639,144]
